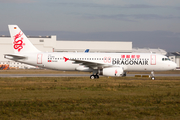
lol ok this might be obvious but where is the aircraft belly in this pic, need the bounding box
[126,65,160,72]
[45,61,78,71]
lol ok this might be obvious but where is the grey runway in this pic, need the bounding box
[0,74,89,77]
[0,74,179,77]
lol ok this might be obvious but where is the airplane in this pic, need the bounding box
[4,25,177,80]
[85,49,89,53]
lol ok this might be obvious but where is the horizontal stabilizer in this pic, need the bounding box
[4,54,26,60]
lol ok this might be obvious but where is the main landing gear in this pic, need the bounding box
[150,71,155,80]
[122,72,126,77]
[90,74,99,79]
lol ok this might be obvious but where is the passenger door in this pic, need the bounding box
[37,54,43,64]
[151,55,156,65]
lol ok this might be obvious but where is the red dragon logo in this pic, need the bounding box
[13,31,25,52]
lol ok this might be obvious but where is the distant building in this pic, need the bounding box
[132,48,167,55]
[167,52,180,68]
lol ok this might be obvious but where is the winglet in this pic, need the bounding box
[63,57,69,62]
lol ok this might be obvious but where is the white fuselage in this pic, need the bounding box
[15,52,177,72]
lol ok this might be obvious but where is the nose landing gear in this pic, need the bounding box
[150,71,155,80]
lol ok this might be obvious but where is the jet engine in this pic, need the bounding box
[98,67,124,77]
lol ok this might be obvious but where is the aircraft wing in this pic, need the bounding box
[4,54,26,60]
[64,57,114,69]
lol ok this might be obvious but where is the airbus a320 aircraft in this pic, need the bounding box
[4,25,177,80]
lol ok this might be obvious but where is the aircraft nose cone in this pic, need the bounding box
[172,62,177,70]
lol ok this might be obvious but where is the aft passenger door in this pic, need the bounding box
[37,54,43,64]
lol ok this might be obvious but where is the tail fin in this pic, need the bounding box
[8,25,40,53]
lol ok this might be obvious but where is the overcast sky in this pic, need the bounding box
[0,0,180,52]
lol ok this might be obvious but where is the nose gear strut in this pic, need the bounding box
[150,71,155,80]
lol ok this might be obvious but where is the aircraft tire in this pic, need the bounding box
[151,77,155,80]
[123,72,126,77]
[95,75,99,79]
[90,75,95,79]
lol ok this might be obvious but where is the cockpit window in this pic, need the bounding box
[162,58,170,61]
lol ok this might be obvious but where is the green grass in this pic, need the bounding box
[0,77,180,119]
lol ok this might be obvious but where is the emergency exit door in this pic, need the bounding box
[151,55,156,65]
[37,54,43,64]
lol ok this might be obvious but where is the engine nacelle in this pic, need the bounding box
[98,67,124,77]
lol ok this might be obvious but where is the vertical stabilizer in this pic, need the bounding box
[8,25,40,53]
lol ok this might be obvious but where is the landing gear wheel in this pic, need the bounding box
[90,75,99,79]
[90,75,95,79]
[123,72,126,77]
[151,77,155,80]
[95,75,99,79]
